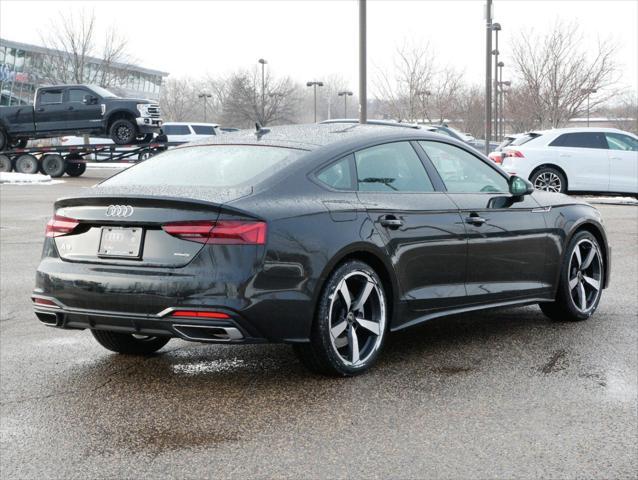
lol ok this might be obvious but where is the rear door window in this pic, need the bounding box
[550,132,608,149]
[354,142,434,192]
[192,125,217,135]
[101,145,302,188]
[39,90,63,105]
[163,125,191,135]
[605,133,638,151]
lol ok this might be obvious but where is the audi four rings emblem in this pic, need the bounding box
[105,205,134,217]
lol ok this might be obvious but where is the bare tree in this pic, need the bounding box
[373,43,436,122]
[159,77,200,122]
[600,89,638,134]
[454,85,485,139]
[221,67,300,128]
[39,10,131,88]
[427,66,464,124]
[511,22,618,128]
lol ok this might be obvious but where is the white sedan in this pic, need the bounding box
[501,127,638,196]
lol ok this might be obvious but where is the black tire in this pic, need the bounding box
[530,167,567,193]
[14,154,39,174]
[0,129,7,151]
[0,154,12,172]
[91,330,170,355]
[110,118,138,145]
[9,138,28,149]
[293,260,389,376]
[539,230,604,322]
[40,154,66,178]
[137,133,154,143]
[64,158,86,177]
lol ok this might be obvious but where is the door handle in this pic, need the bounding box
[465,214,488,225]
[36,107,45,112]
[610,156,621,160]
[559,153,571,157]
[67,106,74,111]
[379,215,404,229]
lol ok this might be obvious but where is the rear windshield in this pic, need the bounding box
[101,145,302,188]
[510,133,541,146]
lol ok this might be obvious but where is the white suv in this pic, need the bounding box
[162,122,219,142]
[501,127,638,195]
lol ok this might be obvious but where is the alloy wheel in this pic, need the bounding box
[534,171,562,192]
[568,239,602,313]
[116,125,132,142]
[328,271,386,367]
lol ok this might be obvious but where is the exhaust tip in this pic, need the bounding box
[173,324,244,342]
[35,311,61,326]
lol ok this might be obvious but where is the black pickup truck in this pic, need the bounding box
[0,84,162,150]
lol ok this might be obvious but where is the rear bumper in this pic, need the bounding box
[32,294,266,344]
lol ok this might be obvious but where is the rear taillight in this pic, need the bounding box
[504,149,525,158]
[45,214,79,237]
[170,310,230,319]
[488,152,503,164]
[32,297,59,308]
[162,220,267,245]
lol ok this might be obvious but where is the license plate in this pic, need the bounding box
[98,227,143,258]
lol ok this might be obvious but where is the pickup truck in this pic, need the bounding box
[0,84,162,150]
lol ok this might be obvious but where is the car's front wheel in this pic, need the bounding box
[91,330,170,354]
[539,230,604,322]
[294,260,388,376]
[110,119,138,145]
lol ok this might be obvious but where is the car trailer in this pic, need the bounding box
[0,141,184,178]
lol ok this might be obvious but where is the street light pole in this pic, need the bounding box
[485,0,493,154]
[492,23,501,143]
[496,60,504,141]
[581,88,597,127]
[338,90,353,117]
[499,79,511,140]
[198,92,212,122]
[359,0,367,124]
[306,81,324,122]
[258,58,267,124]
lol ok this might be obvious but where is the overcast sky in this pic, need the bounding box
[1,0,637,93]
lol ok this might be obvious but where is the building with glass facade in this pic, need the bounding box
[0,38,168,106]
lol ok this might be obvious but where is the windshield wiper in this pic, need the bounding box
[359,177,398,191]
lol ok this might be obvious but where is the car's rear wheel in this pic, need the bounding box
[293,260,388,376]
[539,230,604,322]
[530,167,566,193]
[91,330,170,354]
[110,119,138,145]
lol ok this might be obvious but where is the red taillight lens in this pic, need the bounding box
[32,297,59,307]
[170,310,230,319]
[504,149,525,158]
[162,220,267,245]
[45,214,79,237]
[488,152,503,164]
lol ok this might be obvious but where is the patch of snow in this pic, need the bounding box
[577,195,638,206]
[0,172,64,185]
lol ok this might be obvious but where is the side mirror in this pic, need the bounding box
[83,94,96,105]
[509,175,534,196]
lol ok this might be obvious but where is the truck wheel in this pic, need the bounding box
[110,119,137,145]
[41,154,67,178]
[0,154,12,172]
[9,138,28,149]
[0,130,7,151]
[15,154,39,174]
[65,162,87,177]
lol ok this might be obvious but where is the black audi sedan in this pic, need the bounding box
[33,123,611,376]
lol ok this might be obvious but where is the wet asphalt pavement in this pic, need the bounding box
[1,170,637,479]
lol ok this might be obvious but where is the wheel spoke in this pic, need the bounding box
[568,275,579,290]
[583,275,600,291]
[577,282,587,310]
[355,317,380,336]
[582,248,596,270]
[353,281,374,311]
[348,325,360,364]
[337,281,352,311]
[573,245,582,267]
[331,320,347,339]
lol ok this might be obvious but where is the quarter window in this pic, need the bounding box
[418,141,508,193]
[316,155,354,190]
[605,133,638,152]
[549,132,608,149]
[354,142,434,192]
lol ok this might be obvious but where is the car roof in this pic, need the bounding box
[187,123,452,151]
[528,127,633,136]
[321,119,421,129]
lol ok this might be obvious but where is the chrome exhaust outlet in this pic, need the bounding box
[173,324,244,342]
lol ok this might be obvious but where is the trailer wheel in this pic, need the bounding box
[0,130,7,151]
[15,154,39,174]
[0,154,12,172]
[41,154,67,178]
[110,119,137,145]
[65,161,87,177]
